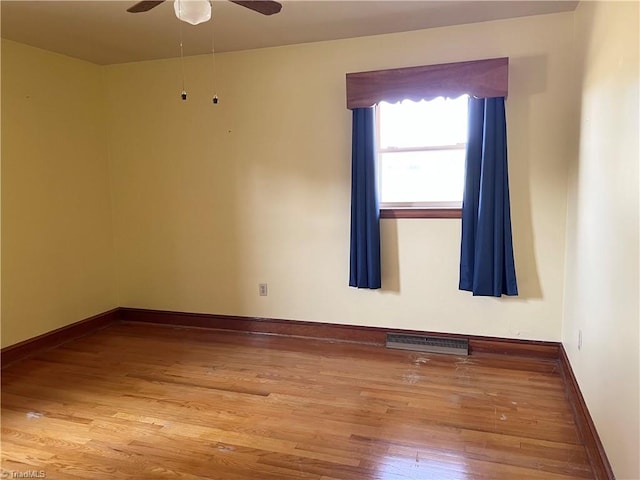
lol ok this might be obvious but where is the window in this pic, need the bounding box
[377,95,468,218]
[346,58,509,218]
[347,58,511,290]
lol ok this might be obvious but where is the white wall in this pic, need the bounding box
[563,2,639,478]
[105,12,576,341]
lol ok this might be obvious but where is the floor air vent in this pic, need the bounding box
[386,333,469,356]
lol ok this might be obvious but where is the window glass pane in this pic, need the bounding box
[379,150,465,204]
[379,96,468,149]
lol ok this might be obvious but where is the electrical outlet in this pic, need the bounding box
[578,329,582,350]
[259,283,268,296]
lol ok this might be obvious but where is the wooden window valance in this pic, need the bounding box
[346,57,509,110]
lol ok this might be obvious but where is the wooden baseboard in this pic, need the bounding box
[1,308,121,368]
[559,345,615,480]
[119,307,560,359]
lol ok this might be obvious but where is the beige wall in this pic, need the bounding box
[1,40,118,347]
[563,2,640,478]
[105,12,576,341]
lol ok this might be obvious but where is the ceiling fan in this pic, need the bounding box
[127,0,282,25]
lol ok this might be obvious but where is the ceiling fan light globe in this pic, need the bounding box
[173,0,211,25]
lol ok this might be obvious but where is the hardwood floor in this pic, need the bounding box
[1,323,593,479]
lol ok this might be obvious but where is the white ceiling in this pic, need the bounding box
[1,1,578,65]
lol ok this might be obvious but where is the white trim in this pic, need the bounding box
[379,144,466,154]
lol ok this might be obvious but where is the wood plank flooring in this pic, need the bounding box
[1,323,593,479]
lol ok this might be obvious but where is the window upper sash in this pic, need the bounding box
[346,57,509,110]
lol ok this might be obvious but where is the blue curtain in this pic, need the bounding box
[349,108,381,289]
[459,97,518,297]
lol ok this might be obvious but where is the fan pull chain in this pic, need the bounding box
[178,0,187,100]
[210,4,218,105]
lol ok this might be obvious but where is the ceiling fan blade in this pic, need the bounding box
[127,1,166,13]
[229,1,282,16]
